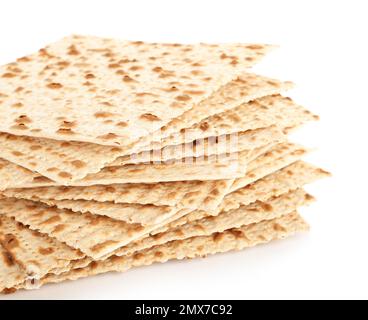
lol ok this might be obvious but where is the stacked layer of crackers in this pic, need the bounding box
[0,35,329,293]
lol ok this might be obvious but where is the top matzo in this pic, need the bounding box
[0,35,271,146]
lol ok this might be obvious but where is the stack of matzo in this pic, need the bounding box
[0,35,329,293]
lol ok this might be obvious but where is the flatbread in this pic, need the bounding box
[0,137,269,189]
[0,183,315,292]
[39,153,321,227]
[0,197,196,259]
[149,141,307,233]
[35,212,308,288]
[111,188,313,257]
[130,94,318,153]
[0,74,293,184]
[109,125,285,165]
[0,92,314,188]
[0,35,272,146]
[0,142,287,211]
[0,126,282,189]
[41,159,323,237]
[117,75,294,154]
[0,154,242,189]
[230,143,308,192]
[219,161,330,212]
[0,149,236,191]
[61,158,244,185]
[0,90,306,187]
[0,158,38,190]
[0,155,312,263]
[2,179,234,212]
[0,135,263,188]
[0,244,27,293]
[0,133,125,183]
[0,215,84,292]
[152,160,327,233]
[38,201,183,226]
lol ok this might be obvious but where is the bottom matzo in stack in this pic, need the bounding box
[0,35,329,294]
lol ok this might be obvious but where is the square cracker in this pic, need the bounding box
[150,160,329,233]
[1,141,297,211]
[35,159,326,232]
[35,212,309,288]
[0,74,293,183]
[0,92,316,187]
[0,215,84,291]
[109,188,314,257]
[0,197,194,260]
[0,35,272,147]
[130,93,316,153]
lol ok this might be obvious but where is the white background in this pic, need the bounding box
[1,0,367,300]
